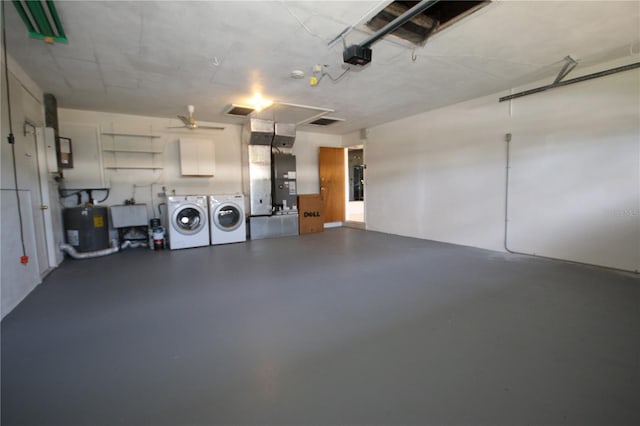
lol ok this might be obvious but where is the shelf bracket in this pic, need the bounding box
[553,55,578,84]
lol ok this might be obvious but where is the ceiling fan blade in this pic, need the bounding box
[166,126,187,129]
[177,115,190,125]
[197,125,225,130]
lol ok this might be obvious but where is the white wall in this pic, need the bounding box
[1,191,40,317]
[1,54,48,318]
[362,58,640,272]
[507,64,639,270]
[364,93,509,250]
[58,109,242,221]
[58,109,342,221]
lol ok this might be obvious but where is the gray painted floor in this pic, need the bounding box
[2,228,639,426]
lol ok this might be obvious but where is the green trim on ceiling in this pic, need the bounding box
[12,0,67,44]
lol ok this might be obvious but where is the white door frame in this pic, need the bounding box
[35,127,60,271]
[346,144,365,225]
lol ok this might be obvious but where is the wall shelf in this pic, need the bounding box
[101,132,162,138]
[101,126,165,171]
[102,148,163,154]
[104,166,164,170]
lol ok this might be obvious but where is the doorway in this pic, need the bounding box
[319,147,346,223]
[16,123,61,277]
[318,145,365,227]
[347,145,365,224]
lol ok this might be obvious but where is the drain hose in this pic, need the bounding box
[60,240,119,259]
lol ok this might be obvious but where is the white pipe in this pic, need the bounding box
[121,240,147,249]
[60,239,119,259]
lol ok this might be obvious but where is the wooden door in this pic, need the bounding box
[319,147,345,223]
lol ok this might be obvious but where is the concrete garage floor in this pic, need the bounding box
[2,228,639,425]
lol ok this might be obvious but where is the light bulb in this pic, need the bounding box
[249,93,273,111]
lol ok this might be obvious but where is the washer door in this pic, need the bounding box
[172,204,206,235]
[214,203,242,232]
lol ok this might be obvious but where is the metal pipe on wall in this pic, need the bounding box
[499,62,640,103]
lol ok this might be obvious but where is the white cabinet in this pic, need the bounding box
[101,131,164,170]
[179,138,215,176]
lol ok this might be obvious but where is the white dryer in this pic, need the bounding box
[166,195,210,250]
[209,194,246,245]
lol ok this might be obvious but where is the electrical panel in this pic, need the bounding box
[272,153,297,211]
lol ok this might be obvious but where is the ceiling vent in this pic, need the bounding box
[255,102,334,126]
[366,1,490,46]
[309,117,344,126]
[225,104,255,117]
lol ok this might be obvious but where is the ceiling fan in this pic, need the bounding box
[169,105,225,130]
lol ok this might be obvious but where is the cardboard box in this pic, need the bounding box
[298,194,323,234]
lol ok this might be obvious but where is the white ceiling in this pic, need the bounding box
[4,1,640,134]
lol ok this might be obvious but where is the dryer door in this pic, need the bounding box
[173,205,206,235]
[214,203,242,232]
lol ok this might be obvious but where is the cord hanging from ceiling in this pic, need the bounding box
[309,64,350,87]
[2,0,29,265]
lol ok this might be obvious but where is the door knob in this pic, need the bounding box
[40,205,49,210]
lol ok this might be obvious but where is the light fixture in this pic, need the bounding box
[248,93,273,112]
[13,0,67,44]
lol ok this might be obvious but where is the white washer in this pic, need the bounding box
[209,194,246,245]
[166,195,210,250]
